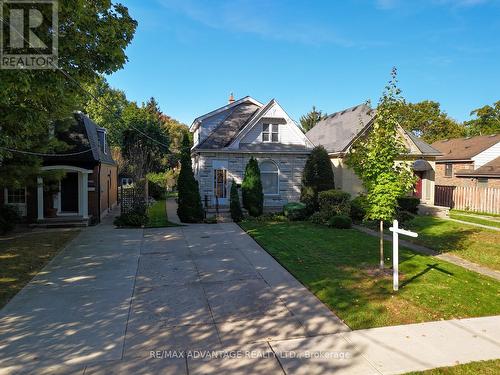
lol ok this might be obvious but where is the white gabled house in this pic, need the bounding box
[190,95,314,209]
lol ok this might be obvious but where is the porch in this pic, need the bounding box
[36,165,92,224]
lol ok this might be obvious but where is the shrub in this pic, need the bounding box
[350,195,368,222]
[327,215,352,229]
[177,136,204,223]
[203,216,218,224]
[0,205,20,234]
[397,196,420,214]
[309,210,331,225]
[396,210,415,225]
[230,180,243,222]
[318,190,351,216]
[242,157,263,217]
[300,146,335,213]
[283,202,307,221]
[114,211,148,227]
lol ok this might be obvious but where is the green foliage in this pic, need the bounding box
[230,180,244,223]
[395,210,415,226]
[242,157,264,217]
[0,0,137,183]
[300,146,335,213]
[177,136,204,223]
[318,190,351,217]
[0,205,20,234]
[350,195,368,222]
[327,215,352,229]
[396,100,465,143]
[345,68,416,223]
[397,196,420,214]
[114,211,148,227]
[309,210,332,225]
[203,216,218,224]
[464,100,500,136]
[299,106,327,133]
[283,202,308,221]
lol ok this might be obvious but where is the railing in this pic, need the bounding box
[435,185,500,214]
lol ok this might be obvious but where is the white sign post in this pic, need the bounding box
[389,219,418,291]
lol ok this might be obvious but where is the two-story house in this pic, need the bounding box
[432,134,500,188]
[190,95,314,209]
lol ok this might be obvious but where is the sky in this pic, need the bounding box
[107,0,500,126]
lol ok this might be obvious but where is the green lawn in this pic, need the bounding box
[449,212,500,229]
[405,216,500,271]
[240,220,500,330]
[0,230,80,308]
[405,359,500,374]
[146,199,180,228]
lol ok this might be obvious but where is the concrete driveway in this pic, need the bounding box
[2,219,499,375]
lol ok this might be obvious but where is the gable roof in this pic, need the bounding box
[194,102,261,150]
[190,96,263,131]
[306,103,441,156]
[455,156,500,177]
[432,134,500,161]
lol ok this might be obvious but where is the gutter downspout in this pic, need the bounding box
[97,162,101,224]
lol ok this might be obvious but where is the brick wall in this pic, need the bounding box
[435,161,475,187]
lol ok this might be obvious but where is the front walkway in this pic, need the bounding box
[1,218,499,374]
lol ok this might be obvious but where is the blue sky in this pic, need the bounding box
[107,0,500,126]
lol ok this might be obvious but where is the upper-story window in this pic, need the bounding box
[262,124,279,143]
[97,129,107,155]
[445,163,453,177]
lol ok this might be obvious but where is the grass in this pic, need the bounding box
[405,359,500,374]
[0,230,80,308]
[451,209,500,218]
[240,220,500,330]
[449,212,500,229]
[146,199,180,228]
[404,216,500,271]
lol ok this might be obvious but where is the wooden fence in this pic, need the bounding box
[435,185,500,214]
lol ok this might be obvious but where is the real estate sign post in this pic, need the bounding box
[389,220,418,291]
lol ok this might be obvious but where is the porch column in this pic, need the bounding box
[82,172,89,219]
[37,177,44,220]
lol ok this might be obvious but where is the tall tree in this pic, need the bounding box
[177,136,203,223]
[299,106,327,133]
[121,102,169,199]
[300,146,335,213]
[396,100,465,143]
[465,100,500,136]
[0,0,137,184]
[242,157,264,217]
[346,68,415,270]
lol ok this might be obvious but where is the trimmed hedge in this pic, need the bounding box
[309,210,331,225]
[318,189,351,217]
[327,215,352,229]
[230,180,243,222]
[0,205,19,234]
[350,195,368,222]
[397,196,420,214]
[283,202,307,221]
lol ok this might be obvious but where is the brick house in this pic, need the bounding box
[1,112,118,226]
[432,135,500,188]
[190,95,314,209]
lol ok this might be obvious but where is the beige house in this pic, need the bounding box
[306,104,442,206]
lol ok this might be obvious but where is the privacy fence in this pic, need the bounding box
[119,185,146,214]
[435,185,500,214]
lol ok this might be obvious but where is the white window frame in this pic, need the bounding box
[260,160,280,196]
[262,124,279,143]
[4,187,27,216]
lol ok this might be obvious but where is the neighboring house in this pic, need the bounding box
[190,95,314,209]
[306,104,442,205]
[431,135,500,188]
[1,112,118,226]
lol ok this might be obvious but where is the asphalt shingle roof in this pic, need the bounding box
[432,134,500,161]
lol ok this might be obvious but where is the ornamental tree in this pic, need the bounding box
[242,157,264,217]
[345,68,415,269]
[230,180,243,222]
[177,136,203,223]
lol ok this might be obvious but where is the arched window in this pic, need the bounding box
[260,160,279,195]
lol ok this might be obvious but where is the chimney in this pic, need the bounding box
[228,92,235,104]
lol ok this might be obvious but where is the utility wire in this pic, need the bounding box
[0,14,170,158]
[0,146,94,157]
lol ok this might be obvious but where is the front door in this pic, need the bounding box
[213,169,228,205]
[60,172,79,213]
[414,172,423,199]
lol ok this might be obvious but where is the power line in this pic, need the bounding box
[0,14,170,153]
[0,146,94,157]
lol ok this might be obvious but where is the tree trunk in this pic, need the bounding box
[144,178,149,204]
[379,220,384,270]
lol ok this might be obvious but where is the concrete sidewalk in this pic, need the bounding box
[0,219,499,374]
